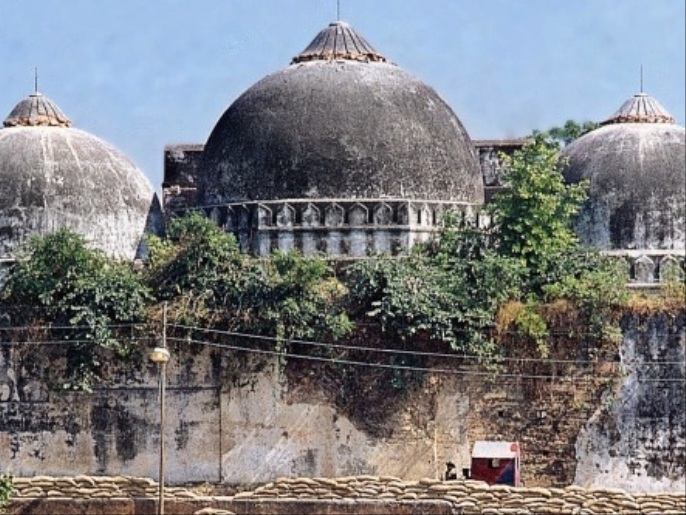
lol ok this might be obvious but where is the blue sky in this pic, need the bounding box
[1,0,684,192]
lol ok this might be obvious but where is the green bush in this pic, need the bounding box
[0,229,150,391]
[145,214,352,353]
[0,471,15,512]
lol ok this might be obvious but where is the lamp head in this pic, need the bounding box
[149,347,171,364]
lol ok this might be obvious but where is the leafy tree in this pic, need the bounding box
[0,229,150,391]
[484,133,630,346]
[345,253,457,345]
[487,134,588,287]
[426,213,525,352]
[145,213,271,327]
[145,212,247,299]
[540,119,599,146]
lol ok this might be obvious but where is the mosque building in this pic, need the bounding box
[0,90,163,265]
[162,20,685,285]
[0,20,683,286]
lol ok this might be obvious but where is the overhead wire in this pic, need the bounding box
[168,323,686,367]
[0,318,681,370]
[0,336,153,346]
[166,335,686,383]
[0,322,148,332]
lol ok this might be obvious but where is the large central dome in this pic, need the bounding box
[199,21,482,205]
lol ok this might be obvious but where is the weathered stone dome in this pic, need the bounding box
[200,21,482,205]
[0,92,163,260]
[562,92,685,250]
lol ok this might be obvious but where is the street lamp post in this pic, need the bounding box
[150,305,170,515]
[150,346,170,515]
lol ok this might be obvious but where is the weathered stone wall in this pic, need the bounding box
[575,312,686,491]
[7,475,686,514]
[0,314,683,491]
[473,138,527,202]
[163,144,204,216]
[0,346,223,483]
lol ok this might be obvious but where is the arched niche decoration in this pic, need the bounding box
[302,203,321,227]
[257,204,273,228]
[374,203,393,225]
[633,255,656,283]
[325,203,345,228]
[276,203,296,228]
[349,203,369,226]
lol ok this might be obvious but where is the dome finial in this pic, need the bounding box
[601,90,675,125]
[336,0,341,21]
[34,66,39,95]
[3,90,72,128]
[640,64,644,93]
[292,20,389,64]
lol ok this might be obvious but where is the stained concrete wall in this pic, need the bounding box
[0,314,684,491]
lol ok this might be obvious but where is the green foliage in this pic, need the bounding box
[146,214,352,354]
[0,229,150,391]
[425,213,525,355]
[428,213,525,315]
[346,213,524,359]
[539,119,599,146]
[0,472,13,512]
[488,134,588,286]
[512,303,550,358]
[146,212,245,299]
[345,254,457,344]
[263,252,352,343]
[543,250,630,342]
[145,213,269,327]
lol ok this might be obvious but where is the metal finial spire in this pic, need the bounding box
[640,64,644,92]
[337,0,341,20]
[34,67,38,94]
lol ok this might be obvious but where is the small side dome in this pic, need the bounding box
[200,21,482,206]
[0,92,163,260]
[563,92,685,250]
